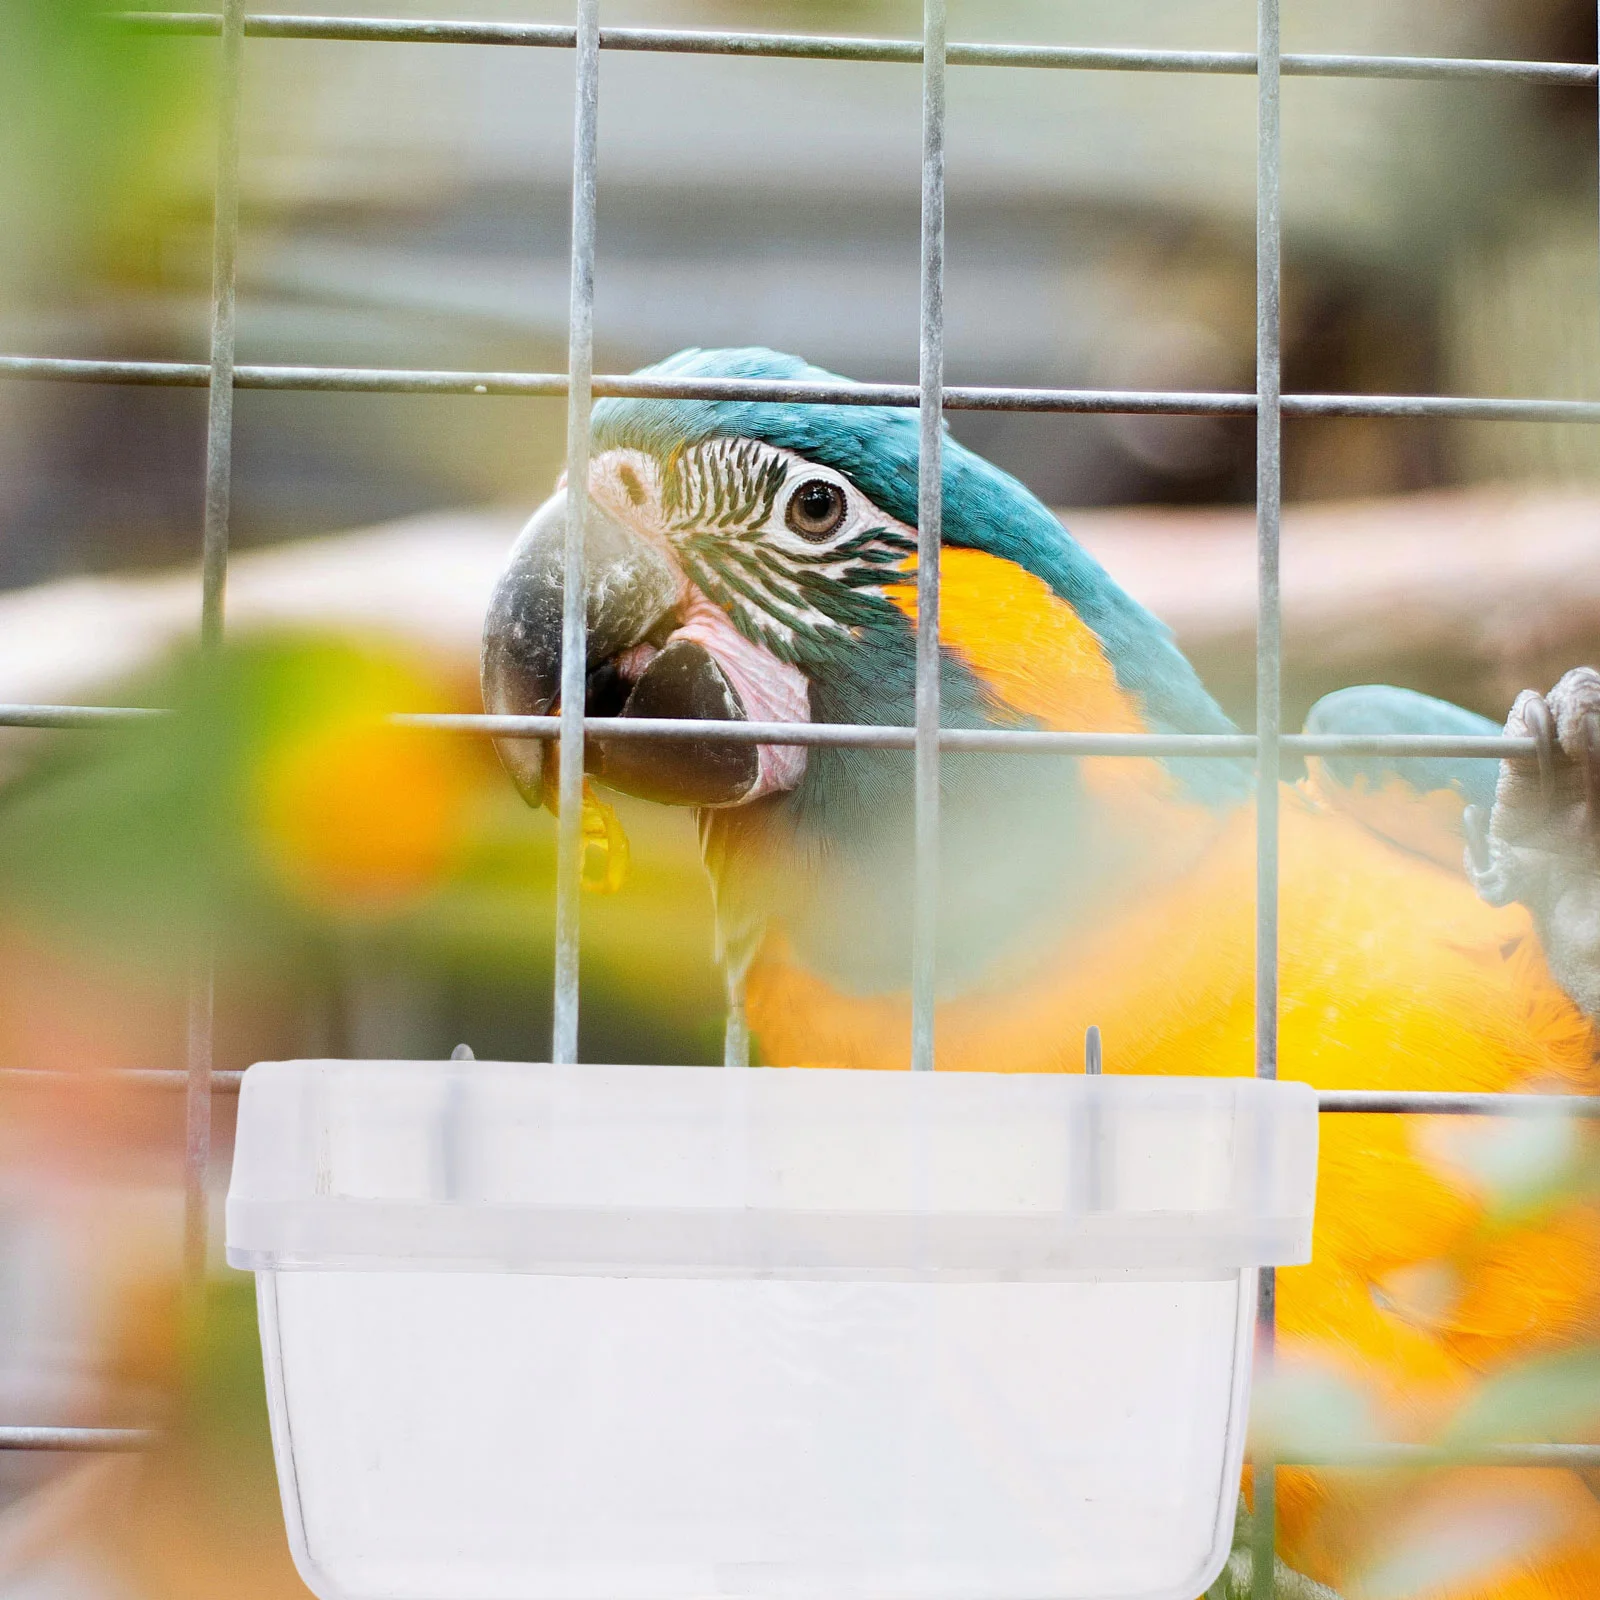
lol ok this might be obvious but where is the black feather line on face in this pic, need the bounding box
[652,439,915,669]
[661,438,786,535]
[683,554,809,666]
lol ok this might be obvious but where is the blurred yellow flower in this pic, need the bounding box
[250,657,474,914]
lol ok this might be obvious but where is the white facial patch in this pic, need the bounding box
[591,442,916,652]
[589,448,814,802]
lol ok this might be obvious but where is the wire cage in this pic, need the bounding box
[4,5,1600,1596]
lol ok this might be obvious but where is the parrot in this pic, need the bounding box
[480,346,1600,1600]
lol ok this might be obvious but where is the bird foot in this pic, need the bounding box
[1466,667,1600,1019]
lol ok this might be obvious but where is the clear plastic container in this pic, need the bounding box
[227,1061,1318,1600]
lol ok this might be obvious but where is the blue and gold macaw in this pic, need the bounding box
[482,347,1600,1600]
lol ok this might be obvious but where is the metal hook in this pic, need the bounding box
[1085,1025,1102,1076]
[451,1043,475,1061]
[723,969,750,1068]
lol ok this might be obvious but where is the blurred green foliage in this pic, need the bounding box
[1206,1501,1341,1600]
[175,1275,283,1526]
[1249,1363,1383,1464]
[0,637,451,971]
[1420,1109,1592,1227]
[0,634,727,1061]
[0,0,208,298]
[1443,1347,1600,1451]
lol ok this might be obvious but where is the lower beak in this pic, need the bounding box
[480,489,762,807]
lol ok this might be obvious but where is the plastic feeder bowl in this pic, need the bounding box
[227,1060,1317,1600]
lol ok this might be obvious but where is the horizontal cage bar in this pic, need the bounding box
[1264,1443,1600,1470]
[1318,1091,1600,1116]
[0,705,1540,760]
[113,12,1598,87]
[0,1426,155,1452]
[0,1071,1592,1116]
[5,357,1600,424]
[0,1068,246,1090]
[1,1423,1595,1467]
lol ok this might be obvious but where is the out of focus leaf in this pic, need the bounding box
[0,634,727,1062]
[1416,1109,1584,1221]
[0,0,208,295]
[1351,1487,1568,1600]
[1441,1346,1600,1449]
[178,1278,280,1505]
[1249,1362,1384,1462]
[1207,1499,1344,1599]
[0,634,478,975]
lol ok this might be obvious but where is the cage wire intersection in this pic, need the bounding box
[3,7,1600,1594]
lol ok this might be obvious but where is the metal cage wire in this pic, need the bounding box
[5,8,1600,1591]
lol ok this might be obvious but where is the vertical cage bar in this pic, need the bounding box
[182,959,214,1288]
[183,0,244,1292]
[553,0,601,1066]
[199,2,241,657]
[1252,0,1283,1595]
[1255,14,1283,1081]
[910,0,947,1073]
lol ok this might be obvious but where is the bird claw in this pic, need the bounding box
[1523,690,1557,808]
[1581,707,1600,828]
[1468,667,1600,1017]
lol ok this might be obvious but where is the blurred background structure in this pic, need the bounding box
[3,0,1599,585]
[3,2,1600,1598]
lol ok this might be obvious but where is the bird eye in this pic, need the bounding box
[784,478,848,541]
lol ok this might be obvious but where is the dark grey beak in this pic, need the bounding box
[480,489,761,807]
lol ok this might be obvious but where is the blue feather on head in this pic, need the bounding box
[594,346,1249,803]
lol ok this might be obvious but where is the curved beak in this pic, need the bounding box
[480,489,762,807]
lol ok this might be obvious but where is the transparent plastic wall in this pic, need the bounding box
[230,1060,1318,1600]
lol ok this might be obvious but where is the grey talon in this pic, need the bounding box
[1475,670,1600,1020]
[1581,710,1600,826]
[1463,803,1492,874]
[1526,693,1557,807]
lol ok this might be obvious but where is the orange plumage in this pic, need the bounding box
[745,552,1600,1599]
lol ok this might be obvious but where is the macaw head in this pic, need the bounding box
[483,347,1244,993]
